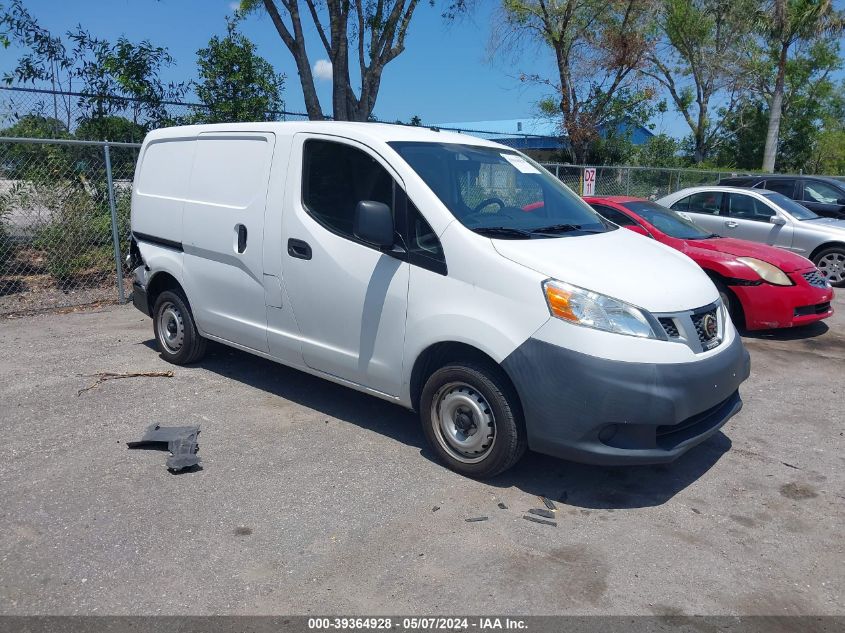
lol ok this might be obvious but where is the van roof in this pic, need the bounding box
[143,120,509,149]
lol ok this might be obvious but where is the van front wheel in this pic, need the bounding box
[420,362,526,478]
[152,290,207,365]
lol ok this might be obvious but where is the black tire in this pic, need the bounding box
[152,289,207,365]
[713,278,744,329]
[420,361,526,478]
[812,246,845,288]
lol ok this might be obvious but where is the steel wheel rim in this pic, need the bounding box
[430,382,496,464]
[157,301,185,353]
[817,253,845,284]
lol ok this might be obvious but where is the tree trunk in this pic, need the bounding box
[262,0,324,120]
[762,43,789,172]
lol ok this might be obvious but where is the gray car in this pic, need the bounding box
[657,186,845,287]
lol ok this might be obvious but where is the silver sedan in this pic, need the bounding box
[657,186,845,287]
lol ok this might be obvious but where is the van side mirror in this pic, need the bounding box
[769,215,786,226]
[354,200,394,247]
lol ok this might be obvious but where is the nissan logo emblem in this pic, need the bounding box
[702,313,718,339]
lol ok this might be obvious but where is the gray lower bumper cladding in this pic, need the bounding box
[502,335,751,465]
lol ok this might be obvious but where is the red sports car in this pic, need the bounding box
[584,196,834,330]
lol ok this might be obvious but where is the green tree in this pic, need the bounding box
[718,39,843,172]
[1,0,76,131]
[0,114,72,179]
[1,2,185,134]
[757,0,845,172]
[634,133,681,167]
[194,18,285,123]
[497,0,659,164]
[643,0,757,164]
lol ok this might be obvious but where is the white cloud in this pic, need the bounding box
[313,59,333,81]
[228,2,240,11]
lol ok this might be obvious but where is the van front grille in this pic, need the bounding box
[658,318,679,338]
[691,308,721,350]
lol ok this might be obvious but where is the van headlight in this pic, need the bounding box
[542,279,657,338]
[736,257,793,286]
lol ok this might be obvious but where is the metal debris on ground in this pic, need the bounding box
[497,502,508,510]
[523,515,557,527]
[539,496,557,510]
[77,370,174,396]
[465,516,488,523]
[528,508,555,519]
[127,423,201,473]
[431,506,440,513]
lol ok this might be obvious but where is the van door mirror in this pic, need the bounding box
[769,215,787,226]
[354,200,394,247]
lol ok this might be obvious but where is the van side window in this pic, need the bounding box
[303,140,394,239]
[406,201,446,275]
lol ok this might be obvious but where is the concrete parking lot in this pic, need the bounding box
[0,295,843,615]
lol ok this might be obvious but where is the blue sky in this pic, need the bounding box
[2,0,842,138]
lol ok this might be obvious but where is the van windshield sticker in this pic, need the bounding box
[500,153,540,174]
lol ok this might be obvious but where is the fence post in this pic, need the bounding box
[625,167,631,195]
[103,143,126,304]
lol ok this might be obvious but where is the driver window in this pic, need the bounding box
[302,139,395,239]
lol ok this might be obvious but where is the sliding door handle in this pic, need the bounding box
[236,224,248,253]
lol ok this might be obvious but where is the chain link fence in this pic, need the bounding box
[546,164,729,199]
[0,138,139,315]
[0,86,309,138]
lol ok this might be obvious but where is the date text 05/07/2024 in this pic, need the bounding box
[307,617,528,631]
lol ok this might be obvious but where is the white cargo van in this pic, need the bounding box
[129,122,750,477]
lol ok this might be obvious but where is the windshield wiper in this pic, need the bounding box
[530,223,582,234]
[472,226,534,238]
[531,223,605,235]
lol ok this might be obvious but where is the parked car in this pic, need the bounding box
[718,175,845,220]
[129,122,750,477]
[656,186,845,287]
[585,196,834,330]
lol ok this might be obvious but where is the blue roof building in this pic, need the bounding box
[433,117,654,152]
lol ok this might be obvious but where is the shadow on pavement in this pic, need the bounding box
[152,339,732,511]
[487,432,731,510]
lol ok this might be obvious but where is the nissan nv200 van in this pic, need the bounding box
[129,122,750,477]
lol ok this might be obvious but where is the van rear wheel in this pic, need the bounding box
[152,290,207,365]
[420,362,526,478]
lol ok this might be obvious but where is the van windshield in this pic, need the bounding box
[388,142,612,239]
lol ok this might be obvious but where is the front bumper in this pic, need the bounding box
[729,271,833,330]
[501,334,750,465]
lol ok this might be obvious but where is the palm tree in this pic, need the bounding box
[761,0,844,172]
